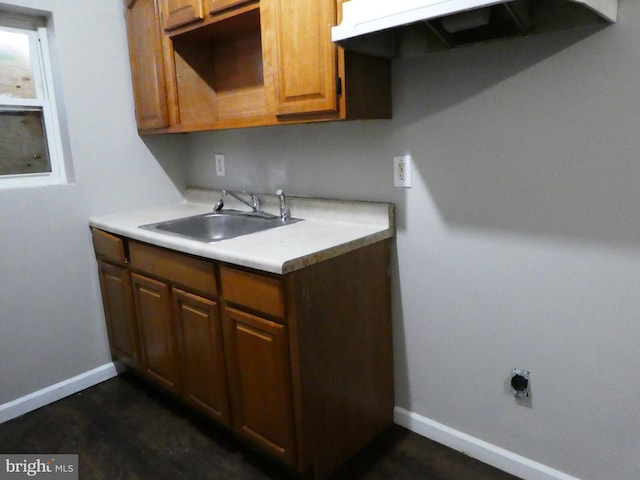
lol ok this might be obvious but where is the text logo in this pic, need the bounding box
[0,455,77,480]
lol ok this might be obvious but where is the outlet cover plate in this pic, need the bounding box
[215,154,225,176]
[394,155,411,188]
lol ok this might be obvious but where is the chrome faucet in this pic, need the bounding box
[276,189,290,221]
[213,190,261,213]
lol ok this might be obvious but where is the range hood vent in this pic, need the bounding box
[332,0,618,57]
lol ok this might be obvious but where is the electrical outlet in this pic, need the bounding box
[215,154,225,176]
[511,368,530,398]
[394,155,411,188]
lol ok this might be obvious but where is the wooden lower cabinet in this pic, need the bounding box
[174,288,230,424]
[132,273,181,394]
[93,230,393,479]
[286,241,394,479]
[97,261,139,367]
[223,307,296,465]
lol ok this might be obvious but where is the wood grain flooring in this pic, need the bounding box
[0,373,522,480]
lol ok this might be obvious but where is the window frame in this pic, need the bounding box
[0,22,66,189]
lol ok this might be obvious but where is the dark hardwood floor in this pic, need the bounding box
[0,373,521,480]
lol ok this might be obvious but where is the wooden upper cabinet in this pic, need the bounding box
[208,0,252,14]
[125,0,170,130]
[265,0,339,117]
[124,0,390,133]
[162,0,205,31]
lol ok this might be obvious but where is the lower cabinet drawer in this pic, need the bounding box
[92,228,127,265]
[129,241,217,296]
[220,266,285,319]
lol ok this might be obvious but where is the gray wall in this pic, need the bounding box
[186,2,640,479]
[0,0,186,402]
[2,1,639,480]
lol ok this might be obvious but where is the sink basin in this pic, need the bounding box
[140,211,302,243]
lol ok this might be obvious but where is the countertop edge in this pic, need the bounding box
[89,193,395,275]
[280,230,394,274]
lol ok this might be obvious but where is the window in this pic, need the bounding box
[0,12,66,188]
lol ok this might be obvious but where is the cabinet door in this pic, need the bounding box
[162,0,205,30]
[207,0,250,14]
[173,288,230,425]
[265,0,338,117]
[132,273,180,394]
[223,307,296,465]
[98,261,139,367]
[125,0,170,130]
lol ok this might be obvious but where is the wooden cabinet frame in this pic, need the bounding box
[124,0,391,133]
[93,230,393,479]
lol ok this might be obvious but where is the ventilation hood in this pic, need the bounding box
[332,0,618,57]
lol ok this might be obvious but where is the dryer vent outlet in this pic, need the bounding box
[510,368,530,398]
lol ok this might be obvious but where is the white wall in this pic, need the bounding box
[187,2,640,479]
[0,0,186,404]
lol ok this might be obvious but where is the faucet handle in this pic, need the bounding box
[276,189,290,221]
[249,194,261,212]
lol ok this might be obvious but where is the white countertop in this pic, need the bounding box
[89,189,395,274]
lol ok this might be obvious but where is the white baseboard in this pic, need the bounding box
[0,371,581,480]
[0,362,120,424]
[394,407,581,480]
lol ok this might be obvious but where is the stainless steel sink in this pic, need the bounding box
[140,210,302,243]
